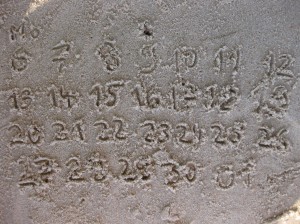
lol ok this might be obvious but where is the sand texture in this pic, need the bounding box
[0,0,300,223]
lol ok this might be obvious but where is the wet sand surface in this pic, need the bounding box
[0,0,300,223]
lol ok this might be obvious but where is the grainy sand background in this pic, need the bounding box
[0,0,300,223]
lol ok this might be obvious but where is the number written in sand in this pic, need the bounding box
[8,88,33,110]
[211,121,246,147]
[161,161,197,188]
[140,120,171,145]
[139,44,158,73]
[132,80,163,109]
[65,153,109,183]
[52,41,72,73]
[18,155,58,187]
[214,46,240,74]
[256,126,290,153]
[51,120,85,142]
[8,123,44,146]
[175,122,205,147]
[215,165,235,189]
[11,48,31,72]
[119,156,155,182]
[93,118,129,141]
[89,80,125,110]
[48,85,80,109]
[96,41,121,71]
[175,47,197,73]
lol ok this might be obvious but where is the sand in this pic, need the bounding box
[0,0,300,223]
